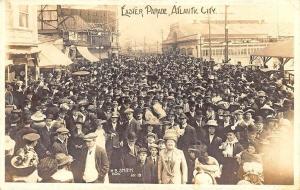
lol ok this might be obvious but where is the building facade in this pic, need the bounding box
[5,0,39,85]
[37,5,119,61]
[162,20,274,65]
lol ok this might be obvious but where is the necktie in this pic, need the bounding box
[153,158,156,165]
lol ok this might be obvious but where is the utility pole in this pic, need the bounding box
[199,35,202,58]
[144,36,146,54]
[208,14,212,61]
[161,29,164,53]
[224,5,229,63]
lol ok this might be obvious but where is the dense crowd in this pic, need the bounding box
[5,54,294,184]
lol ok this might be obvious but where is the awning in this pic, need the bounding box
[251,39,294,58]
[39,43,73,68]
[8,47,41,55]
[77,46,99,62]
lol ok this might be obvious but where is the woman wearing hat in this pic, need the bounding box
[219,129,244,184]
[51,153,74,183]
[158,129,187,184]
[10,133,40,182]
[193,144,221,184]
[68,119,86,182]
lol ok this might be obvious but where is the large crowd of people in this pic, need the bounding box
[5,54,294,184]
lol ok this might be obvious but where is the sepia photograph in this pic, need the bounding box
[2,0,298,188]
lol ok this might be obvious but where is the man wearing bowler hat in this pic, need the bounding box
[79,132,109,183]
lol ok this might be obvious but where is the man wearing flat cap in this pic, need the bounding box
[123,108,141,139]
[52,127,69,155]
[79,132,109,183]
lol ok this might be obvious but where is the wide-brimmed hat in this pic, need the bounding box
[10,156,36,176]
[37,157,58,179]
[163,129,178,142]
[23,133,40,142]
[205,120,218,127]
[55,153,73,166]
[31,111,46,122]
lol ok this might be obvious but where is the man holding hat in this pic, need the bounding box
[79,132,109,183]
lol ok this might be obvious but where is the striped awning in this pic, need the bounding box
[77,46,99,62]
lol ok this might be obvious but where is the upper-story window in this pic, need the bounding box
[19,5,29,28]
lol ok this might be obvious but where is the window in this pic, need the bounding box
[19,5,29,27]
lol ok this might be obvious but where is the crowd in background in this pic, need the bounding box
[5,54,294,184]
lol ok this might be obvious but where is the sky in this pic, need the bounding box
[117,0,296,47]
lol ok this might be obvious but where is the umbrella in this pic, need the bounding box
[72,71,90,76]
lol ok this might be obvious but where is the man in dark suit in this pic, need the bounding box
[177,113,197,158]
[104,112,122,160]
[185,101,197,125]
[146,144,159,183]
[203,120,223,163]
[134,148,152,183]
[190,110,207,142]
[79,132,109,183]
[120,132,140,183]
[52,127,69,155]
[122,108,141,139]
[36,114,55,157]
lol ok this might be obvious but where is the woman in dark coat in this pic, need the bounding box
[67,120,86,182]
[219,129,243,184]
